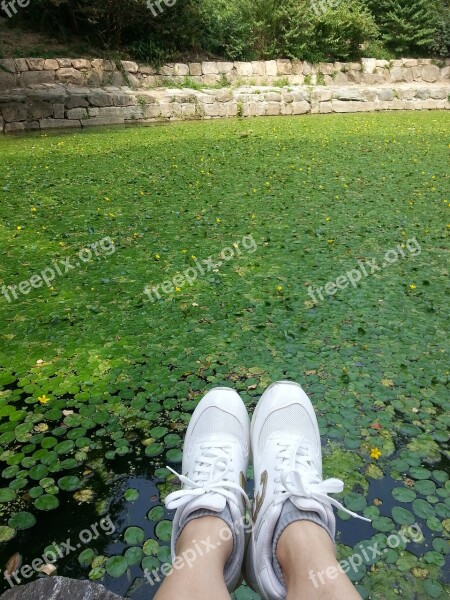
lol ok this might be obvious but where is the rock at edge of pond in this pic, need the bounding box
[0,576,124,600]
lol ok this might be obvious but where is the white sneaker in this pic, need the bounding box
[246,381,370,600]
[165,387,251,592]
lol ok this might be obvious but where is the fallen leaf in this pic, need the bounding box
[4,553,21,577]
[38,564,57,576]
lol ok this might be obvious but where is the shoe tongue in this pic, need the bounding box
[180,492,227,523]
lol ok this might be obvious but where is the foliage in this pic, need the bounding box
[366,0,441,55]
[0,113,449,597]
[429,0,450,57]
[4,0,448,61]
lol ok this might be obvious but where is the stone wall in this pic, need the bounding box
[0,57,449,90]
[1,83,449,133]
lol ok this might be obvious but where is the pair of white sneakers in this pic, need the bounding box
[165,381,368,600]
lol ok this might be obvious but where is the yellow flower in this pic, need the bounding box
[31,207,37,212]
[277,285,283,292]
[251,214,256,219]
[104,197,110,202]
[182,249,188,254]
[327,239,335,244]
[216,218,221,223]
[325,217,331,221]
[155,254,160,260]
[38,395,50,404]
[370,448,381,461]
[175,287,181,292]
[109,213,115,218]
[409,284,416,290]
[191,255,196,260]
[16,226,22,231]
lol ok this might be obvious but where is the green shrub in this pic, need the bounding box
[366,0,439,56]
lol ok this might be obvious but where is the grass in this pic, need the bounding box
[0,112,449,599]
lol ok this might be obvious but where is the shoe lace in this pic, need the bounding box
[165,444,251,512]
[273,441,371,522]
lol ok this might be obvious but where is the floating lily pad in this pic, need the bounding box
[0,526,16,542]
[150,427,168,439]
[106,556,128,578]
[29,486,43,498]
[372,516,395,533]
[148,506,165,521]
[124,526,145,545]
[392,507,415,526]
[124,488,140,502]
[157,545,172,563]
[78,548,96,567]
[414,480,436,496]
[344,492,367,512]
[143,539,159,556]
[412,499,435,519]
[0,488,16,503]
[89,567,106,581]
[34,494,59,510]
[29,464,48,480]
[58,476,81,491]
[155,520,172,542]
[125,546,144,566]
[141,556,160,573]
[145,443,164,457]
[392,487,416,503]
[55,440,75,454]
[166,448,183,463]
[8,511,36,530]
[423,579,444,598]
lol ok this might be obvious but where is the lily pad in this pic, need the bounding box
[344,493,367,512]
[148,506,165,521]
[78,548,96,567]
[392,507,415,526]
[141,556,160,573]
[125,546,144,566]
[0,526,16,542]
[143,539,159,556]
[0,488,16,502]
[412,499,435,519]
[124,488,140,502]
[372,516,395,533]
[423,579,444,598]
[8,511,36,530]
[392,487,416,503]
[155,520,172,542]
[124,526,145,545]
[105,556,128,578]
[34,494,59,510]
[89,567,106,581]
[58,476,81,491]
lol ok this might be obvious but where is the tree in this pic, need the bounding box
[366,0,438,55]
